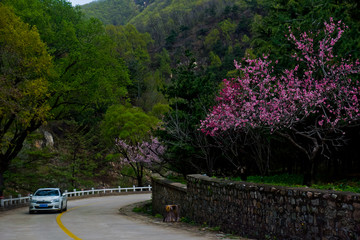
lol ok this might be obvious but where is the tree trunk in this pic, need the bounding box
[0,171,4,197]
[303,159,313,186]
[276,132,320,186]
[136,163,144,187]
[137,175,143,187]
[0,119,41,196]
[303,156,318,186]
[0,156,11,197]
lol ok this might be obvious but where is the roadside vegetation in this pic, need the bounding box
[166,173,360,194]
[237,174,360,194]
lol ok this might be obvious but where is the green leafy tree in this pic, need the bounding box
[1,0,131,194]
[159,53,222,176]
[204,29,220,50]
[5,0,131,123]
[218,18,237,43]
[209,51,222,67]
[0,4,52,196]
[101,104,159,145]
[53,122,99,189]
[101,104,160,186]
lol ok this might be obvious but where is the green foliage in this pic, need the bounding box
[106,24,156,108]
[180,216,196,225]
[1,0,131,194]
[218,18,237,42]
[0,3,53,195]
[51,17,130,123]
[4,148,56,195]
[250,0,360,62]
[150,103,171,119]
[243,174,304,186]
[101,104,159,144]
[3,0,82,57]
[106,24,152,63]
[81,0,140,25]
[204,29,220,49]
[210,226,221,231]
[312,180,360,193]
[0,3,52,128]
[158,53,222,175]
[209,51,222,67]
[132,201,153,215]
[83,0,251,49]
[4,120,117,193]
[235,174,360,193]
[166,174,187,184]
[6,0,131,124]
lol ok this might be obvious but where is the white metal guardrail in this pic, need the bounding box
[0,185,152,208]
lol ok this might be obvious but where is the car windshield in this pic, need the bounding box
[34,189,60,196]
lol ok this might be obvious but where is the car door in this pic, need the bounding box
[60,189,67,210]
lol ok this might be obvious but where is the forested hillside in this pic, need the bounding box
[81,0,142,25]
[82,0,360,184]
[1,0,359,197]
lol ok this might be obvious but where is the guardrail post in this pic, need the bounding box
[133,185,136,192]
[118,186,121,193]
[73,189,76,197]
[92,188,94,195]
[18,194,21,203]
[103,188,106,194]
[0,196,4,207]
[148,185,151,191]
[9,195,12,205]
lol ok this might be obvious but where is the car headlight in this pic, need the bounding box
[30,199,37,203]
[53,198,60,203]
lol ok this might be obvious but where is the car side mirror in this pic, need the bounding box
[62,193,67,197]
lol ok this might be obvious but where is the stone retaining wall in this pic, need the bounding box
[151,176,187,218]
[152,174,360,239]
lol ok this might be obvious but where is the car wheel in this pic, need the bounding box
[63,204,67,212]
[58,204,63,213]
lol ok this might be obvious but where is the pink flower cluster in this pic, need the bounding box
[115,137,165,164]
[201,18,360,136]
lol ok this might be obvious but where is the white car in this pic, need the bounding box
[29,188,67,214]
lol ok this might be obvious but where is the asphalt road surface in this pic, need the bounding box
[0,193,227,240]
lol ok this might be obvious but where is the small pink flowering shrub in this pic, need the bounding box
[116,137,165,164]
[115,137,165,186]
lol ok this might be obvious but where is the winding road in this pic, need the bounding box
[0,193,225,240]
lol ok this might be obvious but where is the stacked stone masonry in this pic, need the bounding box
[151,176,187,218]
[152,174,360,239]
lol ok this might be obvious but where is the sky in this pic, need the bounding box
[68,0,96,6]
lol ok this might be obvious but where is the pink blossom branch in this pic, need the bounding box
[200,17,360,162]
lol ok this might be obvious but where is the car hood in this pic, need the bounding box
[32,196,60,201]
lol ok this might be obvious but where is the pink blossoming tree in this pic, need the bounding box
[200,18,360,184]
[115,137,165,186]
